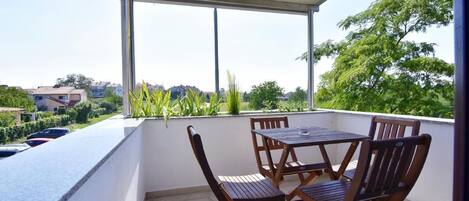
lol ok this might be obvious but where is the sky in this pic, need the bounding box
[0,0,454,92]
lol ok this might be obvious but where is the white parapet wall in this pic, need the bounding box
[69,120,146,201]
[142,111,337,193]
[143,110,454,201]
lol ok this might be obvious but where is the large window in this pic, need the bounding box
[134,3,215,93]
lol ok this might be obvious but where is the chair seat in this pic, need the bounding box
[219,174,285,201]
[299,180,351,201]
[333,160,358,179]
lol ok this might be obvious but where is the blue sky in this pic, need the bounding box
[0,0,454,92]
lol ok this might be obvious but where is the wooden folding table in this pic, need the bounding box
[253,126,368,200]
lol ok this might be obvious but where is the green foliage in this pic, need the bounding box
[104,88,123,107]
[0,113,16,127]
[289,87,307,103]
[99,101,117,114]
[55,74,94,93]
[300,0,454,118]
[74,101,93,123]
[226,71,241,115]
[66,109,78,122]
[35,111,54,120]
[89,108,106,118]
[129,82,221,124]
[249,81,284,110]
[130,82,173,120]
[0,115,72,144]
[278,101,307,112]
[176,89,219,116]
[206,93,221,116]
[176,89,206,116]
[0,86,35,112]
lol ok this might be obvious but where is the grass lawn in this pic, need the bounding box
[66,112,120,131]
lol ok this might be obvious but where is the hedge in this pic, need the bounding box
[89,108,106,118]
[0,115,72,144]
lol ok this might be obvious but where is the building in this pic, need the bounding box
[107,84,124,97]
[29,86,88,112]
[90,82,109,98]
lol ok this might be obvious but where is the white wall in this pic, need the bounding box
[143,111,454,201]
[142,112,336,192]
[69,126,146,201]
[333,111,454,201]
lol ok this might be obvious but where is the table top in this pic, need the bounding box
[253,127,369,147]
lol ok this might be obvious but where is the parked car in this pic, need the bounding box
[24,138,53,147]
[0,144,30,159]
[27,128,70,139]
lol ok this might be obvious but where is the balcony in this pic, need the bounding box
[0,110,453,201]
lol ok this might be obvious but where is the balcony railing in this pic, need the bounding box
[0,110,454,201]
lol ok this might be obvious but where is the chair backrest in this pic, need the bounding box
[345,134,432,201]
[369,116,421,140]
[187,126,227,201]
[250,116,289,150]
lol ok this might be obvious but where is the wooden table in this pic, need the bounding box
[253,126,369,200]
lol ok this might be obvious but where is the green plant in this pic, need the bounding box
[298,0,454,118]
[0,115,71,144]
[278,101,307,112]
[248,81,284,110]
[130,82,173,124]
[176,89,205,116]
[100,101,117,114]
[226,71,241,115]
[66,108,77,122]
[74,101,92,123]
[205,93,221,116]
[289,87,307,102]
[0,112,16,127]
[176,90,220,116]
[0,86,35,112]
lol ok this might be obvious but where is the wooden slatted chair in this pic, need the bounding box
[298,134,432,201]
[337,116,421,179]
[250,117,322,183]
[187,126,285,201]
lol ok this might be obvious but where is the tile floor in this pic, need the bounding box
[146,175,330,201]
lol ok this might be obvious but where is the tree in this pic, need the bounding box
[299,0,454,118]
[104,87,123,107]
[0,86,35,112]
[56,74,94,93]
[288,87,307,102]
[73,101,92,123]
[248,81,284,110]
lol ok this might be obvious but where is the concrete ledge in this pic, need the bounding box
[319,109,454,125]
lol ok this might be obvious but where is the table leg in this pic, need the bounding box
[262,136,276,176]
[273,145,290,187]
[319,145,337,180]
[336,142,359,178]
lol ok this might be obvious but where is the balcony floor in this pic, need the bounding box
[146,175,330,201]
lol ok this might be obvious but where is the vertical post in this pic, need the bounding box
[307,7,317,110]
[121,0,136,117]
[214,8,220,94]
[453,0,468,200]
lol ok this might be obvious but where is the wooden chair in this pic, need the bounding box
[298,134,432,201]
[250,117,321,183]
[337,116,421,179]
[187,125,285,201]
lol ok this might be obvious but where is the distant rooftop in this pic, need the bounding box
[29,86,86,95]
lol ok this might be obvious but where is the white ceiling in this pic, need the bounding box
[136,0,327,14]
